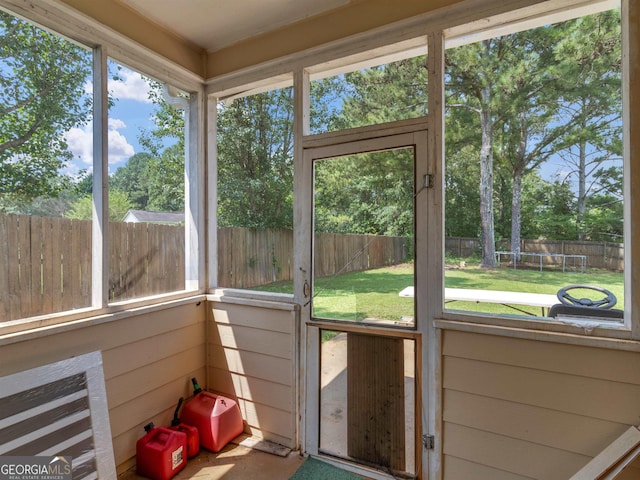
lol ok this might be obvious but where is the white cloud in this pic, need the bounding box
[107,121,135,164]
[65,118,135,166]
[65,125,93,166]
[109,68,152,103]
[109,118,127,130]
[82,68,152,103]
[59,161,89,179]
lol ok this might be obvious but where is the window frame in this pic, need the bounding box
[212,83,297,293]
[437,0,632,339]
[207,0,635,342]
[0,0,206,336]
[0,0,635,343]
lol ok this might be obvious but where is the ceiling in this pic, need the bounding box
[117,0,352,52]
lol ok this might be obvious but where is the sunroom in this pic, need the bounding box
[1,0,639,479]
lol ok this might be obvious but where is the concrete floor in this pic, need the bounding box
[119,442,305,480]
[320,333,416,475]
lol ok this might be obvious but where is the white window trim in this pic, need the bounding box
[0,0,634,345]
[0,0,207,336]
[0,0,202,91]
[438,0,632,340]
[0,293,206,345]
[93,46,109,309]
[206,0,634,345]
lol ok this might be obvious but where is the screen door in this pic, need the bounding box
[301,123,429,478]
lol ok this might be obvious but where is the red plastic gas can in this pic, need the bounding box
[181,379,244,453]
[170,397,200,458]
[136,423,187,480]
[170,422,199,459]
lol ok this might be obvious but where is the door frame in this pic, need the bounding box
[295,117,437,479]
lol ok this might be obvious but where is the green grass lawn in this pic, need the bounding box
[255,264,624,321]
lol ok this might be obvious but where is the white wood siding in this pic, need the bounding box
[208,301,297,448]
[0,302,207,474]
[442,330,640,479]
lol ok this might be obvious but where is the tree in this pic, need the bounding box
[66,190,133,222]
[217,88,294,228]
[110,152,155,210]
[314,149,414,237]
[493,27,568,257]
[529,179,577,240]
[147,145,184,212]
[74,170,94,197]
[582,165,623,241]
[337,56,428,130]
[445,95,482,238]
[312,57,427,238]
[137,80,298,228]
[113,80,186,213]
[310,76,349,133]
[553,9,622,240]
[446,40,503,267]
[445,145,482,238]
[139,80,185,157]
[447,32,567,264]
[0,11,92,208]
[445,9,622,260]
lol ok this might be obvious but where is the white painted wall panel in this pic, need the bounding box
[442,330,640,479]
[208,301,297,449]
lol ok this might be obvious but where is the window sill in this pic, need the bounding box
[434,314,640,352]
[207,288,297,311]
[0,291,206,346]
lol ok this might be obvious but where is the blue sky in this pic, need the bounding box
[64,67,156,177]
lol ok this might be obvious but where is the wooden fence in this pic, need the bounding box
[217,227,407,289]
[0,215,185,322]
[445,236,624,271]
[0,216,406,321]
[108,221,185,301]
[0,214,92,321]
[217,227,294,289]
[0,213,624,322]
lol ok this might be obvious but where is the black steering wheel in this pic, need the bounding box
[557,284,617,309]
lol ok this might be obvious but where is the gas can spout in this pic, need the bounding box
[171,397,184,426]
[191,377,202,395]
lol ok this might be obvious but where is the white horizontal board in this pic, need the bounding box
[444,389,631,457]
[443,331,640,386]
[444,455,536,480]
[444,422,590,479]
[213,324,292,359]
[237,397,294,440]
[102,321,205,379]
[209,345,293,386]
[229,373,292,411]
[444,356,640,425]
[106,347,205,409]
[211,303,295,334]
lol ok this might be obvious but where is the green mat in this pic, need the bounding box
[289,457,364,480]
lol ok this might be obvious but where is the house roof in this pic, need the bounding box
[123,209,185,224]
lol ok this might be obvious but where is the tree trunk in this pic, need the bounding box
[479,83,496,268]
[511,170,523,259]
[511,112,527,260]
[576,137,587,240]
